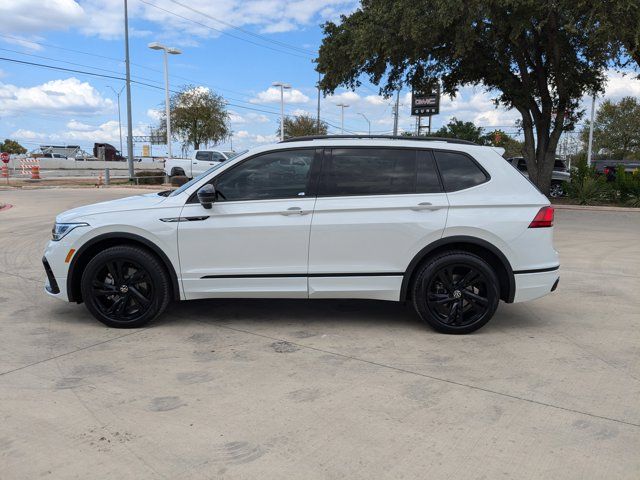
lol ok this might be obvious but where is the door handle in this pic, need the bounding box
[412,202,444,211]
[280,206,307,216]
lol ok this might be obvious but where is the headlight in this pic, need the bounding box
[51,222,89,241]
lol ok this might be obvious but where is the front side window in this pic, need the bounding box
[319,148,417,196]
[434,151,489,191]
[214,149,314,201]
[196,151,212,161]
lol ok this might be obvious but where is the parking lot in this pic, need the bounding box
[1,187,639,479]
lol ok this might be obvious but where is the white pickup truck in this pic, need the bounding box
[164,150,236,178]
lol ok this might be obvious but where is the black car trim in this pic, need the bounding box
[513,265,560,274]
[200,272,403,279]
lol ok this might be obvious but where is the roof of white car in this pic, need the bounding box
[251,135,501,155]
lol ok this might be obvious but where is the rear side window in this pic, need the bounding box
[434,151,488,191]
[319,148,416,196]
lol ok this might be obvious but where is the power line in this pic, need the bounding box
[166,0,316,56]
[138,0,312,60]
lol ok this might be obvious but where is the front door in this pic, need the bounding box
[308,147,449,300]
[178,148,319,299]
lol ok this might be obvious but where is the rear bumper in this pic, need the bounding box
[512,267,559,302]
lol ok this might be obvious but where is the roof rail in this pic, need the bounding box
[279,134,478,145]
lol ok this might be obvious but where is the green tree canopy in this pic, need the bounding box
[0,139,27,154]
[581,96,640,160]
[431,118,485,143]
[316,0,623,193]
[158,85,229,150]
[483,129,524,158]
[277,114,328,139]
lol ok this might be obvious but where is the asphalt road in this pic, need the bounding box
[1,188,639,479]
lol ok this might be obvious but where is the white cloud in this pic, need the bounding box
[599,70,640,101]
[250,87,310,104]
[11,120,146,146]
[66,119,95,131]
[228,110,270,124]
[0,77,113,116]
[147,108,163,121]
[2,0,357,42]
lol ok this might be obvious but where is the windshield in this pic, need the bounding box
[168,161,228,197]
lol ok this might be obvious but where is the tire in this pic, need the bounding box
[411,250,500,334]
[549,182,565,198]
[80,245,171,328]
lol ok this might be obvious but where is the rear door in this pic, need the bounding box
[307,147,448,300]
[192,151,221,176]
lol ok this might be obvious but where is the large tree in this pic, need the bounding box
[316,0,620,193]
[431,118,485,143]
[158,85,229,150]
[580,97,640,159]
[277,114,328,139]
[0,139,27,154]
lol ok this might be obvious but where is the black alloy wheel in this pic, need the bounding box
[412,251,500,334]
[81,245,170,328]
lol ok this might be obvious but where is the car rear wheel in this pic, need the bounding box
[549,182,565,198]
[411,251,500,334]
[80,245,171,328]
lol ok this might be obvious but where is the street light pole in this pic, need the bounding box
[107,85,125,156]
[149,42,182,160]
[272,82,291,141]
[358,113,371,135]
[337,103,349,133]
[123,0,134,180]
[586,94,597,167]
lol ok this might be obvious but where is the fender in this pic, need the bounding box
[399,235,516,303]
[67,232,181,302]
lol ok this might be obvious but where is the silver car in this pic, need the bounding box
[506,157,570,197]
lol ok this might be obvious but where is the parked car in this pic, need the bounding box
[506,157,570,197]
[43,136,559,334]
[593,159,640,181]
[165,150,237,178]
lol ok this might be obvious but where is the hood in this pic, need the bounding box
[56,192,166,223]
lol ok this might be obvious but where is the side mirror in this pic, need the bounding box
[197,184,216,209]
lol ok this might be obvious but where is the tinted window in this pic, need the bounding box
[211,152,225,161]
[417,151,442,193]
[215,149,314,201]
[434,151,488,191]
[195,151,211,161]
[319,148,416,196]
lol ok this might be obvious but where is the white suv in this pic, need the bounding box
[43,136,559,334]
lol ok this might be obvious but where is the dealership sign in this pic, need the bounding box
[411,89,440,116]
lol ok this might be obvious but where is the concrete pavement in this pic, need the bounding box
[0,188,639,479]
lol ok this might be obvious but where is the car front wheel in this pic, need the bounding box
[549,182,565,198]
[80,245,171,328]
[411,251,500,334]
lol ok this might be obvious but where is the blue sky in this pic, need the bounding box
[1,0,639,157]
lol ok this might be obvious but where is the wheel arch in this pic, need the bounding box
[67,232,181,303]
[400,236,515,303]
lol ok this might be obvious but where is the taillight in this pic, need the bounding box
[603,167,612,175]
[529,206,554,228]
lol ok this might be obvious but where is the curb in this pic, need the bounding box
[553,204,640,213]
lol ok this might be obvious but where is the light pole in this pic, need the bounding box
[123,0,134,179]
[272,82,291,141]
[107,85,125,156]
[586,94,597,167]
[358,113,371,135]
[336,103,349,134]
[149,42,182,159]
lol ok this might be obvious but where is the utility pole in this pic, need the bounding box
[358,113,371,135]
[107,85,125,156]
[392,89,400,136]
[316,71,321,134]
[586,94,596,167]
[272,82,291,141]
[337,103,349,133]
[123,0,134,180]
[149,42,182,159]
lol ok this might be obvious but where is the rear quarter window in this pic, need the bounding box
[434,151,489,191]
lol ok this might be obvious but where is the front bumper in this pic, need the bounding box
[512,268,560,302]
[43,238,74,301]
